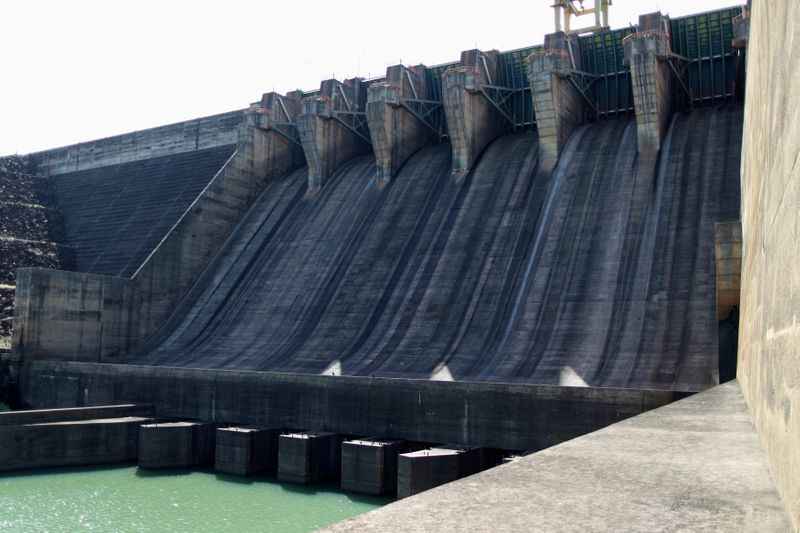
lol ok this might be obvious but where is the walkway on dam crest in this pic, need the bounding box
[325,381,791,532]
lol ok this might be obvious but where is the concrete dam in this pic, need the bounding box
[7,5,787,518]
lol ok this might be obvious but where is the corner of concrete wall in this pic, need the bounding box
[527,32,584,171]
[442,49,505,178]
[738,1,800,528]
[297,78,371,189]
[366,65,433,182]
[11,268,139,362]
[623,12,674,159]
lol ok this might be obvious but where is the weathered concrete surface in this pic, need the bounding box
[215,426,280,476]
[326,382,791,532]
[12,268,139,361]
[277,431,340,484]
[31,110,243,176]
[138,421,216,469]
[715,222,742,322]
[397,445,483,499]
[442,49,504,177]
[297,78,370,189]
[527,32,584,170]
[623,12,674,158]
[0,415,151,472]
[366,65,433,182]
[738,1,800,527]
[341,438,405,495]
[19,361,679,452]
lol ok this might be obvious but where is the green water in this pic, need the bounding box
[0,403,8,412]
[0,465,387,532]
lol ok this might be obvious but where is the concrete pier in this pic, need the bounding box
[215,426,280,476]
[277,431,341,484]
[340,437,406,496]
[441,49,503,178]
[397,445,484,498]
[0,406,154,472]
[623,12,674,158]
[248,91,306,184]
[366,65,432,182]
[527,32,584,170]
[138,421,216,469]
[297,78,371,189]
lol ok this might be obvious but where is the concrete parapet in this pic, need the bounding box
[278,431,341,484]
[341,437,406,495]
[11,268,140,362]
[527,32,584,170]
[442,49,504,178]
[215,426,280,476]
[623,12,674,158]
[138,421,216,469]
[366,65,432,182]
[297,78,371,189]
[397,445,484,498]
[0,404,153,425]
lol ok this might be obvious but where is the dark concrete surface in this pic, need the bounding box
[277,431,340,484]
[326,382,791,532]
[341,438,405,495]
[138,421,215,469]
[215,426,279,476]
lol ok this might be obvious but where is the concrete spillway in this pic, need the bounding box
[123,105,741,392]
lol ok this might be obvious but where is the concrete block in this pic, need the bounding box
[442,49,504,178]
[138,421,216,469]
[397,445,485,498]
[277,431,341,484]
[341,437,405,495]
[215,426,280,476]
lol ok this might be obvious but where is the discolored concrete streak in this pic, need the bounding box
[325,382,791,532]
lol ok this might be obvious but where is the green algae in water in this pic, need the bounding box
[0,465,387,532]
[0,403,8,412]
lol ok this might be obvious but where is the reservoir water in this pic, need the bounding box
[0,464,386,532]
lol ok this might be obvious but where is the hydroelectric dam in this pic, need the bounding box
[2,2,797,529]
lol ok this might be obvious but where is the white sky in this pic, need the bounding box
[0,1,742,155]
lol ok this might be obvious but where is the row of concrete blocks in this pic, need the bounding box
[246,11,691,194]
[138,422,487,498]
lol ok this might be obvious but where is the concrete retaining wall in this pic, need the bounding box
[33,110,244,176]
[19,360,682,452]
[738,1,800,527]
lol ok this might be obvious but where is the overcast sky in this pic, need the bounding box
[0,1,742,155]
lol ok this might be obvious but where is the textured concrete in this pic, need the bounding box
[0,404,153,425]
[12,268,139,361]
[0,415,151,472]
[32,110,243,176]
[738,1,800,527]
[341,438,405,495]
[326,382,791,532]
[19,360,678,452]
[366,65,433,182]
[277,431,340,484]
[624,12,674,158]
[297,78,370,189]
[138,421,216,469]
[442,49,504,177]
[215,426,280,476]
[397,445,484,499]
[527,32,584,170]
[715,222,742,322]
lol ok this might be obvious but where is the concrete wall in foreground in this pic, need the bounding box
[19,360,682,452]
[32,110,244,176]
[738,1,800,527]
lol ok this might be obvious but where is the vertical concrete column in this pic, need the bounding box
[527,32,584,171]
[397,445,484,498]
[623,12,674,158]
[138,421,216,469]
[442,49,504,178]
[732,8,750,50]
[215,426,280,476]
[341,437,406,495]
[249,91,306,182]
[277,431,341,484]
[297,78,371,190]
[366,65,432,182]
